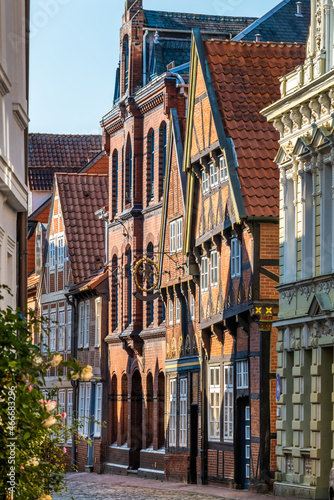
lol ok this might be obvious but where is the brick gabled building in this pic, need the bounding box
[101,0,257,479]
[182,31,305,490]
[36,173,108,471]
[158,109,200,483]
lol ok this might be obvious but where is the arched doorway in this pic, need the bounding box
[130,370,143,469]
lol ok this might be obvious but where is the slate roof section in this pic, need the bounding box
[203,39,305,218]
[56,174,108,283]
[28,134,103,191]
[144,10,257,34]
[233,0,310,43]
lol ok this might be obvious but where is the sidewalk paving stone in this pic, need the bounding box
[52,473,308,500]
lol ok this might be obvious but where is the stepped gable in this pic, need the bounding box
[204,39,305,217]
[28,134,102,191]
[56,173,108,283]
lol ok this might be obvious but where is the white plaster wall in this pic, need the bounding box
[0,0,29,309]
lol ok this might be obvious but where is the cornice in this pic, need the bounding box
[0,64,11,96]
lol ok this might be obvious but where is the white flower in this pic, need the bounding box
[50,354,62,367]
[44,400,57,412]
[27,457,39,466]
[81,365,93,381]
[43,416,56,428]
[34,355,44,365]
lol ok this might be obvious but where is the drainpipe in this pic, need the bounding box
[143,30,149,86]
[95,208,109,266]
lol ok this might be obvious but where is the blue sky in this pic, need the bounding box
[29,0,280,134]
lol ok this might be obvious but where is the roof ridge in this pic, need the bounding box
[29,133,102,138]
[143,8,256,22]
[205,38,304,46]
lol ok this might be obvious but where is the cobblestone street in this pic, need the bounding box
[52,473,300,500]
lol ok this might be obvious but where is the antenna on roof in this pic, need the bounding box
[255,33,261,42]
[296,2,303,16]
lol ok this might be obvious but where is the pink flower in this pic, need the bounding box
[28,385,32,392]
[63,447,67,454]
[62,412,67,419]
[20,466,24,470]
[60,423,63,427]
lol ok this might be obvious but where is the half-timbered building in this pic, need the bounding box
[37,173,108,470]
[158,109,201,482]
[182,30,305,491]
[100,0,256,479]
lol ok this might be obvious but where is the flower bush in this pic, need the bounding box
[0,287,92,499]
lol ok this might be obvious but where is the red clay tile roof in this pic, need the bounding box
[203,40,305,218]
[29,134,102,191]
[28,272,39,290]
[70,267,108,294]
[56,174,108,284]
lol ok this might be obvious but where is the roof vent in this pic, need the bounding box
[296,2,303,16]
[255,33,261,42]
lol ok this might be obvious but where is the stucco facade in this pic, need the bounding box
[263,2,334,498]
[0,0,29,309]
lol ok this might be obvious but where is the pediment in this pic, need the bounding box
[308,292,332,316]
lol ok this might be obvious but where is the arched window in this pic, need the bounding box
[123,35,129,93]
[146,243,154,326]
[147,129,155,202]
[112,255,118,331]
[110,374,117,444]
[112,150,118,216]
[125,248,132,327]
[121,373,128,445]
[146,372,153,448]
[159,122,167,198]
[125,136,133,205]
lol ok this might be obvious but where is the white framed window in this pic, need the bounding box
[176,218,183,251]
[41,309,49,353]
[84,300,90,348]
[168,299,173,325]
[84,383,91,437]
[95,298,102,347]
[231,238,241,278]
[94,383,103,437]
[78,382,85,435]
[201,256,208,291]
[224,365,234,442]
[236,360,248,389]
[57,236,64,268]
[58,310,65,351]
[49,240,55,270]
[170,220,176,253]
[67,307,72,351]
[50,312,56,352]
[179,378,187,447]
[59,391,65,442]
[67,390,73,443]
[202,170,209,194]
[210,250,218,286]
[175,298,181,324]
[209,366,220,441]
[78,302,84,348]
[190,293,195,320]
[219,155,228,181]
[209,162,218,187]
[169,378,177,446]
